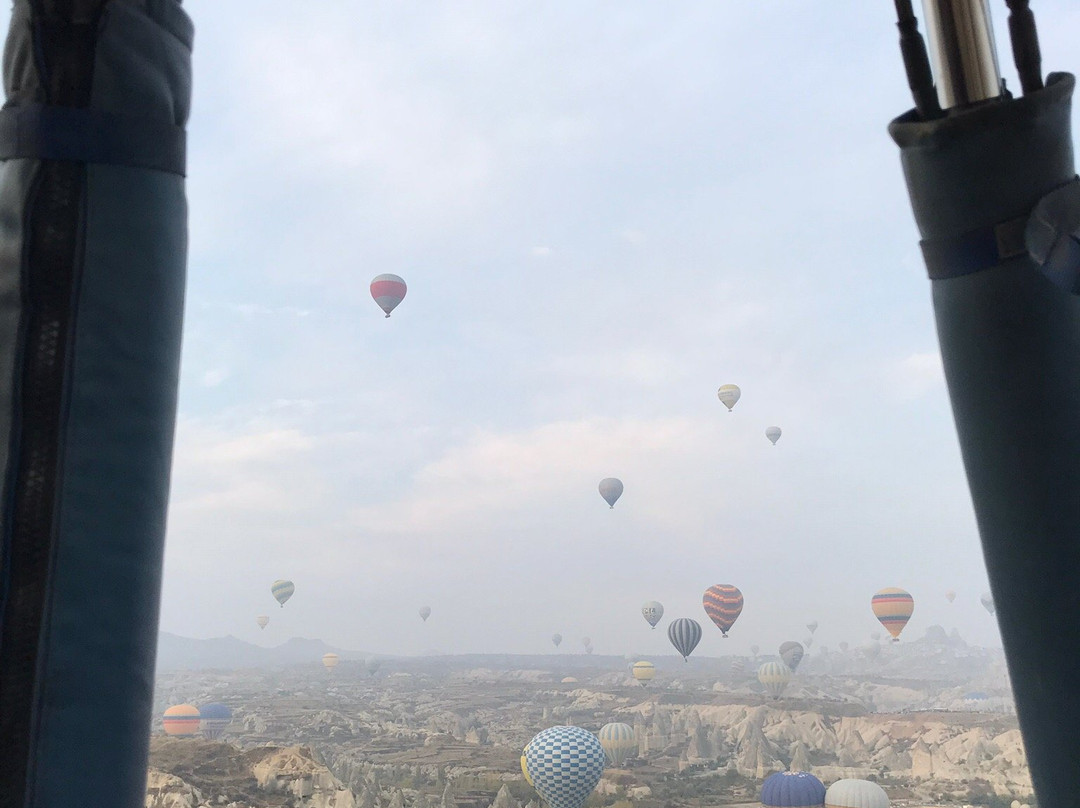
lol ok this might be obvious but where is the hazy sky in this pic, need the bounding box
[22,2,1080,658]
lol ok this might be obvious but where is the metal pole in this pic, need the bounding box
[920,0,1003,107]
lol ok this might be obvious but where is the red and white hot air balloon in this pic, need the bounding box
[370,273,407,318]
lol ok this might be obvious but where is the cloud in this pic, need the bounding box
[201,368,230,387]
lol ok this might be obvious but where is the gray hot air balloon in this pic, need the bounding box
[667,618,702,661]
[981,592,996,615]
[641,601,664,629]
[765,426,782,445]
[598,478,623,509]
[779,641,805,672]
[806,621,819,634]
[552,633,563,648]
[419,606,432,622]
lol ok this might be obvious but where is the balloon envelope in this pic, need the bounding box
[761,771,826,807]
[632,660,656,686]
[162,704,200,737]
[945,590,956,603]
[419,606,431,621]
[758,661,792,699]
[322,653,340,670]
[271,579,294,607]
[702,584,744,636]
[524,726,606,808]
[717,384,741,411]
[641,600,664,628]
[552,633,563,647]
[370,273,407,317]
[871,587,914,641]
[199,703,232,740]
[667,618,702,660]
[981,592,996,615]
[731,657,746,675]
[766,426,782,445]
[806,621,818,634]
[824,778,890,808]
[256,615,269,630]
[598,723,637,767]
[779,641,805,672]
[598,478,623,508]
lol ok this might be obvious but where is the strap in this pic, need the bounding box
[920,214,1030,280]
[0,104,185,176]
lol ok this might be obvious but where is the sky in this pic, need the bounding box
[23,1,1080,658]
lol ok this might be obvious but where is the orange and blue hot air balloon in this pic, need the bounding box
[702,584,744,637]
[162,704,200,737]
[370,273,407,318]
[871,587,915,641]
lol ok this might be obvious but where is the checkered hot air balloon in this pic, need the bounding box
[702,584,743,637]
[871,587,914,641]
[597,723,637,768]
[667,618,702,661]
[370,273,407,318]
[524,726,606,808]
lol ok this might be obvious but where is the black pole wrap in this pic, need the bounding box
[891,73,1077,808]
[0,2,191,806]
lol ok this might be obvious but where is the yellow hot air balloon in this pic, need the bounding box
[632,660,656,687]
[871,587,915,641]
[322,652,340,671]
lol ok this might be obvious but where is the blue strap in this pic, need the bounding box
[920,214,1030,280]
[0,104,185,176]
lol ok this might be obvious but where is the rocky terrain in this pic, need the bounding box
[148,627,1029,808]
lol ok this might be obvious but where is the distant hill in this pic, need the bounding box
[156,633,353,671]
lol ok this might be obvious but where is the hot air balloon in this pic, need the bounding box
[585,645,594,655]
[758,661,792,699]
[199,703,232,740]
[598,478,623,509]
[981,591,996,615]
[750,644,760,657]
[766,426,782,445]
[524,726,606,808]
[521,748,534,787]
[803,636,814,649]
[761,771,826,807]
[702,584,744,637]
[582,636,592,650]
[839,641,850,653]
[731,657,746,676]
[552,633,563,648]
[946,590,957,603]
[598,723,637,768]
[779,641,804,672]
[641,601,664,629]
[322,652,340,671]
[806,621,818,634]
[370,273,407,318]
[162,705,200,737]
[871,587,914,641]
[366,657,381,676]
[717,384,741,412]
[271,579,294,607]
[256,615,269,630]
[667,618,702,661]
[419,605,431,622]
[561,677,579,684]
[632,660,656,686]
[824,779,890,808]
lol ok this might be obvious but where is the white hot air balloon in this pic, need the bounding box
[824,778,891,808]
[717,384,741,412]
[765,426,782,445]
[419,606,432,622]
[256,615,269,630]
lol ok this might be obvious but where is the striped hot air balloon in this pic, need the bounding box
[524,726,606,808]
[702,584,744,637]
[322,652,340,671]
[199,703,232,740]
[632,660,656,686]
[667,618,702,661]
[758,661,792,699]
[761,771,826,807]
[597,723,637,768]
[271,579,294,607]
[871,587,915,641]
[370,273,407,317]
[162,704,200,736]
[731,657,746,676]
